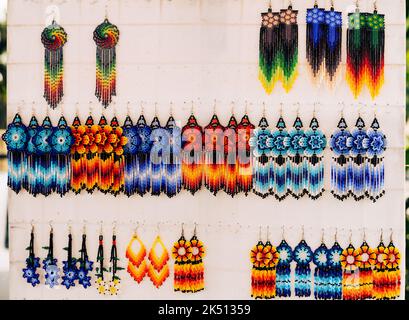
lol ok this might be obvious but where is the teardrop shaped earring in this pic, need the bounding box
[148,224,170,289]
[126,224,147,284]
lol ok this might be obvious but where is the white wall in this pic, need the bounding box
[7,0,405,300]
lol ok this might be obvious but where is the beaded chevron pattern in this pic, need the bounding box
[41,21,67,109]
[93,19,119,108]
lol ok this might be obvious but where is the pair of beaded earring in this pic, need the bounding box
[126,224,170,289]
[95,223,124,295]
[172,224,206,293]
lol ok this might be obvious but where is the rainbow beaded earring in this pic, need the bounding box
[41,20,67,109]
[93,17,119,107]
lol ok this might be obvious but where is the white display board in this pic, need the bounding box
[7,0,405,300]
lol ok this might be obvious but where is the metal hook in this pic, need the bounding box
[301,225,305,240]
[213,99,217,115]
[113,220,117,236]
[279,102,283,116]
[244,100,248,115]
[154,102,158,117]
[190,100,194,115]
[349,229,352,244]
[68,220,72,234]
[281,225,285,240]
[380,228,383,242]
[30,220,35,233]
[334,228,338,242]
[194,222,197,236]
[363,227,366,241]
[88,101,93,116]
[140,101,145,115]
[373,0,377,11]
[99,220,103,235]
[268,0,272,9]
[262,102,266,117]
[258,226,262,242]
[170,101,173,116]
[231,101,235,116]
[82,220,87,234]
[389,228,393,243]
[49,220,53,233]
[181,223,185,237]
[321,228,325,244]
[133,222,140,237]
[266,226,270,241]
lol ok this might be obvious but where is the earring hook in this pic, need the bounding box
[194,223,197,237]
[49,220,53,233]
[349,229,352,244]
[282,225,285,241]
[258,226,262,242]
[321,228,324,244]
[266,226,270,241]
[181,223,185,237]
[380,228,383,242]
[334,228,338,242]
[190,100,194,115]
[113,220,117,236]
[389,228,393,243]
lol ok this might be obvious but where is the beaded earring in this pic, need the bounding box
[313,230,329,300]
[150,114,164,196]
[126,226,147,284]
[163,113,182,198]
[250,228,266,299]
[236,112,255,195]
[62,226,79,289]
[340,233,360,300]
[135,113,153,196]
[372,230,387,300]
[41,20,67,109]
[147,228,170,288]
[77,226,94,289]
[293,228,313,297]
[42,223,60,288]
[224,113,238,197]
[188,225,206,293]
[93,17,119,108]
[181,110,203,195]
[263,228,279,299]
[95,225,107,295]
[357,230,375,300]
[22,223,40,287]
[203,112,225,195]
[350,116,368,201]
[276,227,293,298]
[172,224,191,292]
[122,112,140,197]
[249,114,272,198]
[107,228,123,295]
[327,230,343,300]
[384,231,401,299]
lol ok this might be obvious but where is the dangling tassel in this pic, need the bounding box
[294,240,313,297]
[365,9,385,99]
[259,5,281,94]
[357,241,375,300]
[304,117,326,199]
[50,116,73,196]
[365,117,386,202]
[237,114,255,195]
[324,5,342,83]
[150,116,164,196]
[41,20,67,109]
[204,115,225,195]
[187,233,205,293]
[276,240,293,298]
[373,240,388,300]
[163,116,182,198]
[62,232,79,289]
[32,116,54,196]
[278,5,299,92]
[108,117,127,196]
[269,116,289,201]
[95,233,107,295]
[77,232,94,289]
[122,116,140,197]
[384,241,401,300]
[82,116,100,193]
[25,116,39,196]
[97,115,112,194]
[263,240,279,299]
[327,241,343,300]
[147,236,170,289]
[250,240,266,299]
[306,3,326,80]
[93,19,119,108]
[313,243,330,300]
[42,226,60,288]
[287,117,305,199]
[330,117,352,201]
[182,114,203,195]
[224,115,238,197]
[249,117,272,198]
[22,226,40,287]
[340,243,360,300]
[172,233,191,293]
[70,116,86,194]
[135,115,152,196]
[346,7,365,98]
[107,234,123,295]
[2,113,28,194]
[350,117,368,201]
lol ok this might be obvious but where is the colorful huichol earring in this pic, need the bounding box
[62,226,78,289]
[50,116,73,196]
[150,115,164,196]
[2,113,28,194]
[330,115,352,200]
[25,113,39,194]
[365,2,385,99]
[262,228,279,299]
[350,116,368,201]
[293,228,313,297]
[365,116,386,202]
[324,1,342,83]
[249,113,272,198]
[236,111,255,195]
[313,230,329,300]
[95,224,108,295]
[148,227,170,289]
[327,230,343,300]
[163,113,182,198]
[384,231,401,299]
[126,226,147,284]
[187,224,206,293]
[135,113,153,196]
[42,223,60,288]
[268,109,289,200]
[181,109,203,195]
[287,115,306,199]
[203,112,225,195]
[172,224,191,293]
[276,227,293,298]
[340,233,360,300]
[107,228,123,295]
[41,20,67,109]
[372,230,388,300]
[250,228,266,299]
[22,223,40,287]
[224,113,238,197]
[93,17,119,107]
[304,114,327,199]
[357,230,375,300]
[77,226,94,289]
